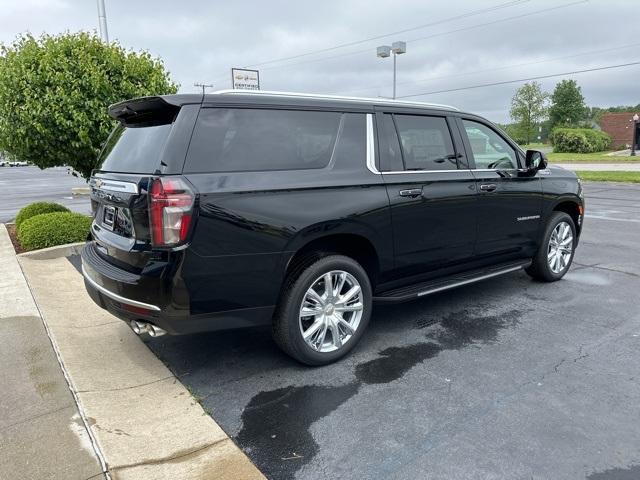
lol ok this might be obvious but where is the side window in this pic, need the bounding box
[185,108,341,172]
[462,120,518,170]
[331,113,366,168]
[394,115,458,171]
[380,114,404,172]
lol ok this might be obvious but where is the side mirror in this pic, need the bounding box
[525,150,547,172]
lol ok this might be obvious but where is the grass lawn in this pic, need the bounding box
[547,151,639,163]
[576,171,640,183]
[519,143,547,150]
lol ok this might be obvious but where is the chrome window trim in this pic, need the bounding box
[365,114,380,174]
[379,169,469,175]
[90,178,139,194]
[365,113,517,176]
[82,265,161,311]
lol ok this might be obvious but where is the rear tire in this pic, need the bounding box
[272,254,372,366]
[526,212,576,282]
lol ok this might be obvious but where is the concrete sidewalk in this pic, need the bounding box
[14,233,265,479]
[553,162,640,171]
[0,224,104,479]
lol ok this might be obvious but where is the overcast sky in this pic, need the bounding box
[0,0,637,122]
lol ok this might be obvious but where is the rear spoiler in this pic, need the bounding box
[108,96,182,127]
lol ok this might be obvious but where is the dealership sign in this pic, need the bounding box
[231,68,260,90]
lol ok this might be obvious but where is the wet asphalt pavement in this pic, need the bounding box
[142,182,640,480]
[0,166,90,223]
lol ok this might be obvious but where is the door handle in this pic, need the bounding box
[399,188,422,198]
[479,184,497,192]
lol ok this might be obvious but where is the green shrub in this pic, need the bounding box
[18,212,91,251]
[550,128,611,153]
[15,202,70,229]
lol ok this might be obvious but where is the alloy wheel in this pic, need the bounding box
[299,270,364,353]
[547,221,573,274]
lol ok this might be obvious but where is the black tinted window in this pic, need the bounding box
[331,113,366,168]
[98,123,171,173]
[380,114,403,172]
[394,115,457,171]
[186,109,341,172]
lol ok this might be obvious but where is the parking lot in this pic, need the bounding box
[0,166,89,222]
[141,181,640,480]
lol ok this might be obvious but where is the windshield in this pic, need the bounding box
[97,123,171,174]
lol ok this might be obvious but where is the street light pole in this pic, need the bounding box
[393,53,397,100]
[376,41,406,100]
[97,0,109,43]
[632,113,639,157]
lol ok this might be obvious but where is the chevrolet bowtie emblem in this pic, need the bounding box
[95,179,103,188]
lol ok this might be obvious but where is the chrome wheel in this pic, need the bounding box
[547,221,573,274]
[299,270,364,353]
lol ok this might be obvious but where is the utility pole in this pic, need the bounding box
[194,83,214,95]
[97,0,109,42]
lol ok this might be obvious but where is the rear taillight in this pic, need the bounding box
[148,177,195,247]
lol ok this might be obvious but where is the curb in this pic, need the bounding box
[18,241,85,260]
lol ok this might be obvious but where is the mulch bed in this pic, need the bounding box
[5,224,25,254]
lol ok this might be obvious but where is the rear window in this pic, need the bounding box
[97,123,171,173]
[185,108,341,173]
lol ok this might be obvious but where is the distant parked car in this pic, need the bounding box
[0,160,7,167]
[9,161,28,167]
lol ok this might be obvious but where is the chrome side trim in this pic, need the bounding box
[90,178,139,194]
[372,167,523,175]
[213,89,460,111]
[365,114,380,174]
[379,169,468,175]
[416,265,524,297]
[82,265,161,311]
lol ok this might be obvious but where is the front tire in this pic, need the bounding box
[526,212,576,282]
[272,255,372,366]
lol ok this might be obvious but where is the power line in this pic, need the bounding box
[336,41,640,95]
[396,61,640,98]
[245,0,530,68]
[255,0,588,73]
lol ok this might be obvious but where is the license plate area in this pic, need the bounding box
[102,205,116,231]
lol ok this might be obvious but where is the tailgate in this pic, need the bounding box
[88,96,197,271]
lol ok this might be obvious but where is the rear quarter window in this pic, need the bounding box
[184,108,342,173]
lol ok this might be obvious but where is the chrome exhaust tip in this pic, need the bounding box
[147,324,167,337]
[130,320,149,335]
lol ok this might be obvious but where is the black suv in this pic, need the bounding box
[82,90,584,365]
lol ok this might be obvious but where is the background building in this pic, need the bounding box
[600,112,639,149]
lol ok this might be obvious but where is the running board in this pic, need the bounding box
[373,260,531,304]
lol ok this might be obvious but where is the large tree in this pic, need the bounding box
[549,79,586,128]
[509,81,549,145]
[0,32,178,178]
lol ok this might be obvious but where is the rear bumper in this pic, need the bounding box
[81,242,273,334]
[82,264,161,312]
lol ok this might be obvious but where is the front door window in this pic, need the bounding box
[462,120,518,170]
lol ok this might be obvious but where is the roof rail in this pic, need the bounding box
[211,89,459,111]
